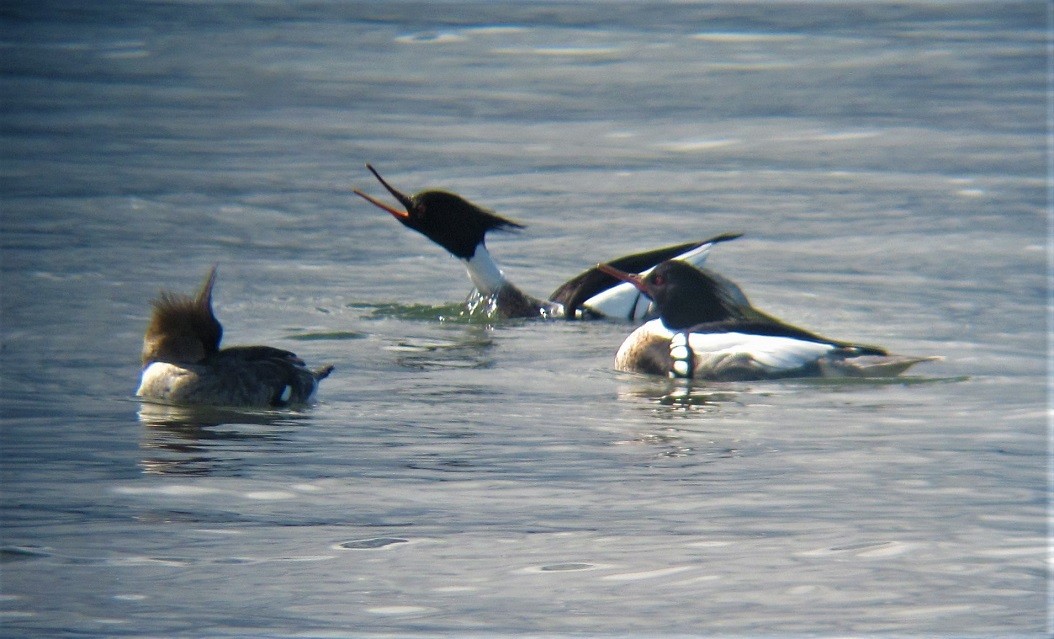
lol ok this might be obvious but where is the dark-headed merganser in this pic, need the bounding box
[137,267,334,407]
[598,260,939,380]
[353,164,744,321]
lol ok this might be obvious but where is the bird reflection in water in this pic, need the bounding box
[614,377,746,461]
[616,375,739,412]
[136,403,305,476]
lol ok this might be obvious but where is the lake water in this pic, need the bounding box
[0,1,1048,636]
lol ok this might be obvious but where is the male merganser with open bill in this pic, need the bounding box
[353,164,744,321]
[137,267,333,408]
[598,260,938,380]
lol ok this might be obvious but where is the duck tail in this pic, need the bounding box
[821,354,942,378]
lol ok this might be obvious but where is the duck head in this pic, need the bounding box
[353,164,524,260]
[597,260,743,330]
[141,267,223,366]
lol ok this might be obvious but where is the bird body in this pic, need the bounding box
[137,267,332,408]
[600,260,938,380]
[354,164,741,321]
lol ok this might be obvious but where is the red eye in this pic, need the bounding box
[652,274,665,286]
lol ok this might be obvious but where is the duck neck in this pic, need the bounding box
[462,244,508,296]
[461,244,562,319]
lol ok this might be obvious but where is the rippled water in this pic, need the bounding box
[1,2,1048,636]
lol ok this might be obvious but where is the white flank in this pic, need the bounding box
[582,241,716,321]
[583,283,650,321]
[685,332,835,373]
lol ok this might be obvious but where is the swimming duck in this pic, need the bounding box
[353,164,745,321]
[136,267,333,407]
[598,260,938,380]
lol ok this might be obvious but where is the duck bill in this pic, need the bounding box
[353,164,417,221]
[597,263,648,294]
[353,188,410,221]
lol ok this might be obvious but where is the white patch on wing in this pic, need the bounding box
[686,332,834,373]
[664,242,714,268]
[582,241,716,321]
[614,323,933,379]
[582,281,647,320]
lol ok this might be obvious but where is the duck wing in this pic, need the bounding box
[550,233,742,320]
[682,319,888,355]
[206,347,331,407]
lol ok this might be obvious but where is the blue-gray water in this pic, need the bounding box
[0,1,1047,636]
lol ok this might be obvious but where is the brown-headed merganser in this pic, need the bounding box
[353,164,745,321]
[598,260,939,380]
[136,267,334,407]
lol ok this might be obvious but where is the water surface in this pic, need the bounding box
[0,1,1047,636]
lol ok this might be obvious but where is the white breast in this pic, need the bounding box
[136,361,196,401]
[614,320,672,369]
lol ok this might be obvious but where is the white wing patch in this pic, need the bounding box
[581,282,650,321]
[581,242,715,321]
[686,332,835,377]
[613,322,935,380]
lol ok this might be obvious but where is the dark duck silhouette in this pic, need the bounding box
[353,164,744,321]
[136,267,333,407]
[598,260,939,380]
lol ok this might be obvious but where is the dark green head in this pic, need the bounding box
[354,164,523,259]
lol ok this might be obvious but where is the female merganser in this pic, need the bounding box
[353,164,744,321]
[136,267,334,408]
[598,260,938,380]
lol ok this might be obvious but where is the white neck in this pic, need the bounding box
[462,244,508,296]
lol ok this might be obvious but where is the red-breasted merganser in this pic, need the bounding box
[353,164,744,321]
[136,267,334,407]
[598,260,939,380]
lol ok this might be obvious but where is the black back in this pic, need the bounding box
[644,261,888,354]
[206,346,332,407]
